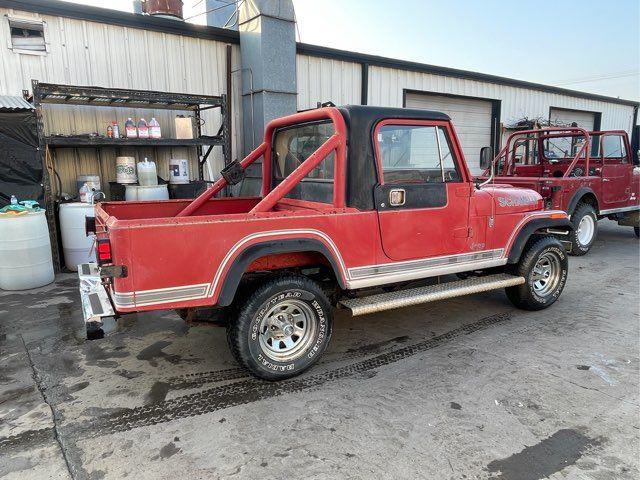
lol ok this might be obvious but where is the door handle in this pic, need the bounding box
[389,188,406,206]
[602,178,610,182]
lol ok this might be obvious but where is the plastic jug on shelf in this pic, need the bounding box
[137,158,158,186]
[149,118,161,139]
[137,118,149,139]
[125,118,137,138]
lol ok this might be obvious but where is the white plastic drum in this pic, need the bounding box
[116,157,137,184]
[169,158,189,184]
[125,184,169,201]
[0,210,55,290]
[59,203,96,272]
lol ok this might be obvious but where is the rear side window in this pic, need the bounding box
[377,125,460,184]
[272,122,335,203]
[601,135,627,161]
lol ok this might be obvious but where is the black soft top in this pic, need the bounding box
[338,105,450,210]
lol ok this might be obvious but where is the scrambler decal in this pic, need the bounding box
[497,194,539,208]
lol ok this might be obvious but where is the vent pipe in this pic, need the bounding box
[141,0,184,20]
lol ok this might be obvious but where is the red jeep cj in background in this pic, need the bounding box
[80,106,573,380]
[482,127,639,254]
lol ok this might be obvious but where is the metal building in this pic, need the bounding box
[0,0,637,188]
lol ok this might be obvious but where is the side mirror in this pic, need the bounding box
[479,147,493,170]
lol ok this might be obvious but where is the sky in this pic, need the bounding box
[62,0,639,100]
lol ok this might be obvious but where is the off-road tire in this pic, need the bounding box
[569,203,598,256]
[226,274,333,381]
[506,236,568,311]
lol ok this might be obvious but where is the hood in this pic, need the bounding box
[483,185,543,214]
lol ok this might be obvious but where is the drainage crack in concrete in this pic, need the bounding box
[545,371,640,407]
[1,312,510,452]
[19,334,77,480]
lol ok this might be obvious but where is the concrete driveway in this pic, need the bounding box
[1,221,638,480]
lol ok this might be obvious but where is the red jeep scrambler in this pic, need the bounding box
[481,127,640,255]
[80,106,573,380]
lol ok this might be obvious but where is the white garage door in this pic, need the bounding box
[405,92,493,174]
[549,107,595,130]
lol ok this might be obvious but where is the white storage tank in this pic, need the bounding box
[125,184,169,201]
[0,210,55,290]
[59,203,96,271]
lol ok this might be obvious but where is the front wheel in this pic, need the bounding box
[226,275,333,381]
[569,203,598,255]
[506,236,568,311]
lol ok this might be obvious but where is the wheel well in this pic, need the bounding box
[507,218,573,264]
[569,190,599,216]
[216,239,346,307]
[579,193,598,211]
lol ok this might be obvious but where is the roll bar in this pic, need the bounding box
[177,107,347,217]
[483,127,591,179]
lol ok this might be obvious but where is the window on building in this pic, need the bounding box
[272,121,335,203]
[9,19,46,53]
[377,124,461,184]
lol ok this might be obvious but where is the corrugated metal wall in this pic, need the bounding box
[0,8,242,196]
[1,6,635,198]
[296,54,361,110]
[368,66,636,134]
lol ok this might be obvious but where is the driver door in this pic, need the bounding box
[374,120,471,261]
[600,133,632,208]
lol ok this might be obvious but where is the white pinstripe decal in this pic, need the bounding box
[113,214,565,308]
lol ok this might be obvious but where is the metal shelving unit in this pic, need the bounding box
[32,80,231,271]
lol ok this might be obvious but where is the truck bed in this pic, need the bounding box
[100,197,262,220]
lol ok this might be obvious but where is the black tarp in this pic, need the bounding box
[0,110,42,207]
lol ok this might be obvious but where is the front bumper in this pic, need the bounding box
[78,263,115,326]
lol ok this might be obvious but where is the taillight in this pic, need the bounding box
[96,239,112,265]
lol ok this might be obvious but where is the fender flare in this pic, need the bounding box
[507,217,574,264]
[566,187,598,216]
[216,238,347,307]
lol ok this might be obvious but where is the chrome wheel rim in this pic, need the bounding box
[531,252,562,296]
[577,214,595,246]
[258,299,316,362]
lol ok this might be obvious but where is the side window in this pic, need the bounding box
[377,124,461,184]
[513,137,539,165]
[601,135,627,162]
[273,121,335,203]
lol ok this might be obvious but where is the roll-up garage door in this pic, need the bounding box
[405,92,493,174]
[549,107,595,130]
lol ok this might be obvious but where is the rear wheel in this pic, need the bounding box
[506,236,568,311]
[226,274,333,381]
[569,203,598,255]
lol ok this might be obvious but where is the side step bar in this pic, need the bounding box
[340,273,525,316]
